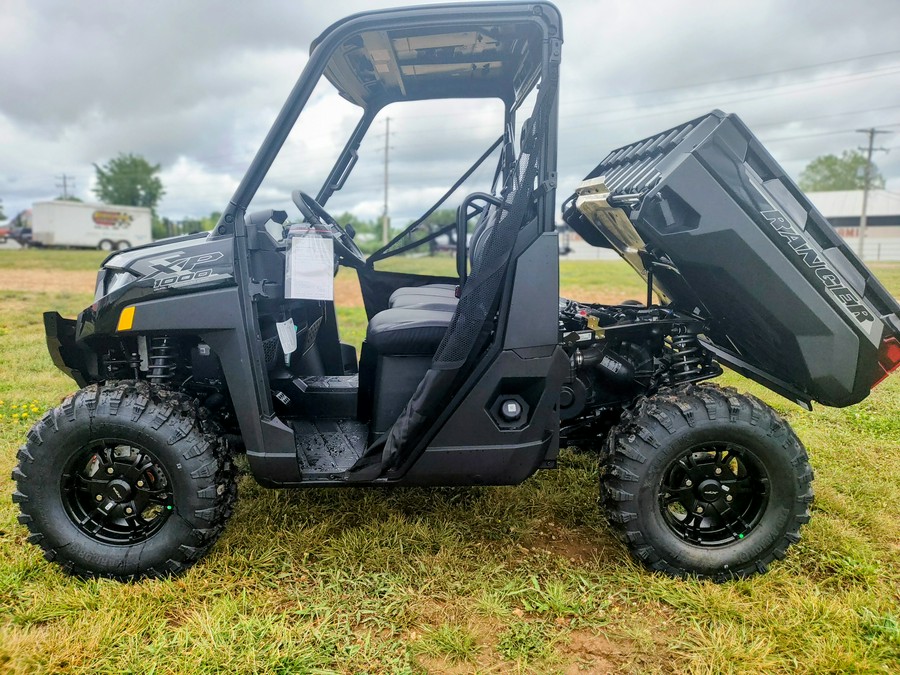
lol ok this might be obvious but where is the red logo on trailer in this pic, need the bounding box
[92,211,133,229]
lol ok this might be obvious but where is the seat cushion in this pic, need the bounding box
[389,284,456,305]
[390,293,459,311]
[366,308,453,355]
[389,283,458,310]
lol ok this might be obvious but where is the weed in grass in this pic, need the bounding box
[413,623,481,662]
[859,609,900,652]
[512,575,606,619]
[497,620,557,664]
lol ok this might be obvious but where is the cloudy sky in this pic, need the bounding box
[2,0,900,226]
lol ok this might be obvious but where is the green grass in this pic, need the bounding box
[0,249,108,271]
[376,253,648,299]
[1,251,899,673]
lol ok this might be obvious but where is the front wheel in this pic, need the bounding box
[600,384,813,580]
[12,383,237,580]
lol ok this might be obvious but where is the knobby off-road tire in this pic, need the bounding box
[12,382,237,580]
[600,383,813,580]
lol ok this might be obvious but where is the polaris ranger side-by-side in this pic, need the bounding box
[13,2,900,581]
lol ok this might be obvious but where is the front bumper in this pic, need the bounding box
[44,312,94,387]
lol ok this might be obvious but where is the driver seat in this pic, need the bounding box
[364,307,455,435]
[366,307,454,356]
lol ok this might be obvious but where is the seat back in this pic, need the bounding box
[468,204,498,268]
[381,94,552,466]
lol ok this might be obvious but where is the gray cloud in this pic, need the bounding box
[1,0,899,224]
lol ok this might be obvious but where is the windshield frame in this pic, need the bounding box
[209,2,559,240]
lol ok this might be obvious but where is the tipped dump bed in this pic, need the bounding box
[564,110,900,407]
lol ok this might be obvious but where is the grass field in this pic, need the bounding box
[1,250,899,673]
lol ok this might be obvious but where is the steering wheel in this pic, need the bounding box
[291,190,366,268]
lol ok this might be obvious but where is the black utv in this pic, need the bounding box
[13,2,900,582]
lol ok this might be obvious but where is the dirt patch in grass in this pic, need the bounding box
[560,629,630,673]
[525,523,620,565]
[0,269,96,295]
[334,271,364,308]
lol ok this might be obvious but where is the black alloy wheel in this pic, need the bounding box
[658,443,769,546]
[62,440,174,546]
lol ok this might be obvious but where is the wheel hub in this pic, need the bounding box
[697,479,722,501]
[104,479,132,503]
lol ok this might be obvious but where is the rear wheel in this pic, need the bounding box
[98,239,114,251]
[13,382,237,580]
[114,240,131,251]
[600,384,813,580]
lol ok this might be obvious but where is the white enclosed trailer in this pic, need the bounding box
[30,201,152,251]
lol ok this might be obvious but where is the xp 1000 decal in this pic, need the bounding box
[144,251,230,290]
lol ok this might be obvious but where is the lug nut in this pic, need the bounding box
[714,467,722,475]
[137,480,144,488]
[685,479,693,487]
[95,494,103,502]
[125,507,133,514]
[106,467,114,475]
[695,506,704,514]
[726,495,733,502]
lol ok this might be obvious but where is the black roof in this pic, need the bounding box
[311,2,560,108]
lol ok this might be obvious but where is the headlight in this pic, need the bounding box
[94,269,138,301]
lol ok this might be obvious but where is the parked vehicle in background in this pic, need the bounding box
[21,201,152,251]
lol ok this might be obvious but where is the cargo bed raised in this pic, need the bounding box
[564,110,900,407]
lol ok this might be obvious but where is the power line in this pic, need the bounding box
[564,49,900,106]
[559,68,900,131]
[856,128,892,256]
[55,174,75,199]
[381,116,391,244]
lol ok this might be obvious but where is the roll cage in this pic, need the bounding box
[204,2,562,483]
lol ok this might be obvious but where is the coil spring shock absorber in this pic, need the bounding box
[148,336,177,385]
[670,325,704,382]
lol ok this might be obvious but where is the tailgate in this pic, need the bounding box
[564,110,900,407]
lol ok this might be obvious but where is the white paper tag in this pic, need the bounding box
[275,318,297,355]
[286,233,334,300]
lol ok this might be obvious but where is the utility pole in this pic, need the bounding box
[381,116,390,245]
[55,174,75,199]
[856,128,890,259]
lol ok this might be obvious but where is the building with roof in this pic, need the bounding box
[807,190,900,261]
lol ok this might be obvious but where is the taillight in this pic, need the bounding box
[873,336,900,388]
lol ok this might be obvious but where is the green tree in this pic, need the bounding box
[335,211,378,236]
[0,198,5,221]
[55,195,83,202]
[798,149,885,192]
[93,153,165,211]
[201,211,222,231]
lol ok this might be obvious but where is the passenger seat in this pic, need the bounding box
[388,203,498,311]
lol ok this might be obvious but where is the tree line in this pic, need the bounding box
[1,149,886,233]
